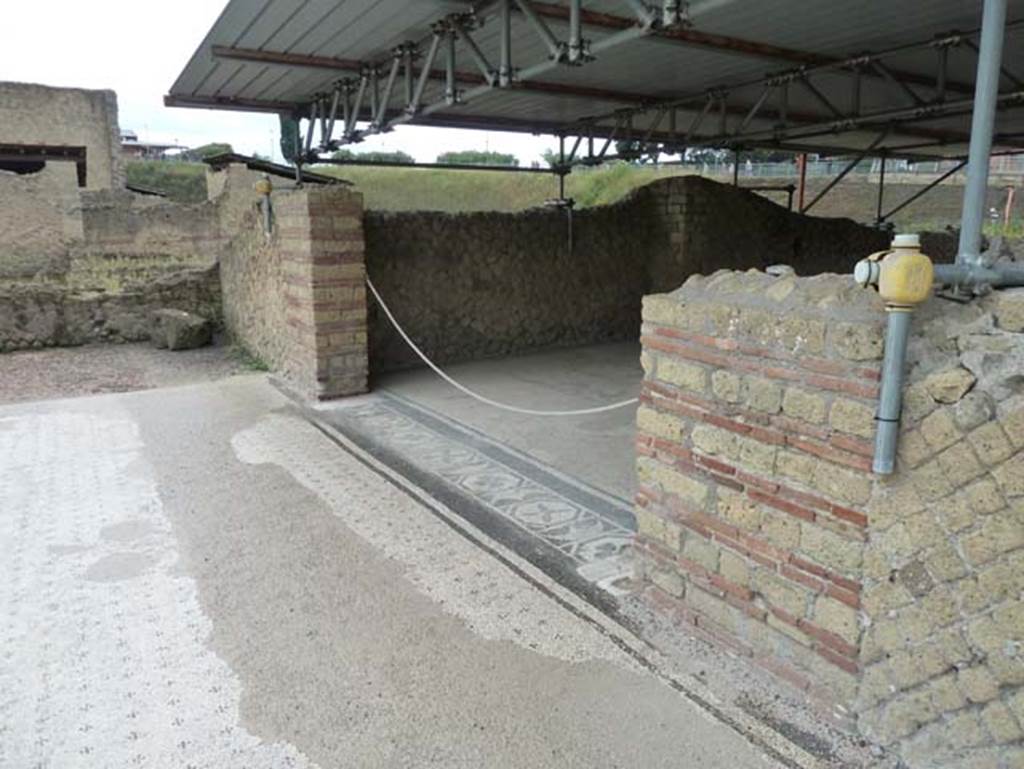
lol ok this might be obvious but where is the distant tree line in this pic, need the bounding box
[329,148,518,167]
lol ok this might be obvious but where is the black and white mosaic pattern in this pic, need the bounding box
[321,395,636,596]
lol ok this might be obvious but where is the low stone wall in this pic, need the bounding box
[634,271,1024,768]
[0,266,220,351]
[363,176,958,375]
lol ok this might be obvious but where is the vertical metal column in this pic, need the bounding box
[797,153,807,211]
[499,0,512,87]
[957,0,1007,266]
[876,154,886,225]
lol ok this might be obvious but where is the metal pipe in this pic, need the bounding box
[882,159,967,221]
[876,154,886,224]
[445,32,458,104]
[957,0,1007,266]
[796,152,807,210]
[514,0,563,59]
[499,0,513,86]
[457,25,496,83]
[569,0,583,62]
[376,56,401,126]
[873,310,913,474]
[410,34,441,114]
[933,262,1024,287]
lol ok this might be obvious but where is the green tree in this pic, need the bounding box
[331,149,415,164]
[436,150,519,167]
[189,142,233,160]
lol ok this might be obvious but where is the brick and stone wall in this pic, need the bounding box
[362,176,957,374]
[635,270,1024,768]
[218,167,367,399]
[0,81,124,190]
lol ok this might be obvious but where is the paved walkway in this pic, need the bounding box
[0,375,787,768]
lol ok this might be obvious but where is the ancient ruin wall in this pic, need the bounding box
[0,81,124,190]
[0,267,220,351]
[218,166,368,399]
[363,177,958,375]
[636,176,958,293]
[364,201,650,373]
[0,165,83,283]
[635,271,1024,768]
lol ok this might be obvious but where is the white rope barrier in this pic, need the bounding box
[366,277,640,417]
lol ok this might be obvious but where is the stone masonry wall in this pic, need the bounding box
[855,289,1024,769]
[0,81,124,190]
[364,202,650,372]
[635,270,1024,769]
[218,168,368,399]
[363,176,958,375]
[0,266,220,351]
[638,176,958,294]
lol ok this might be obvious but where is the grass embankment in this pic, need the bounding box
[124,159,1019,234]
[125,160,207,203]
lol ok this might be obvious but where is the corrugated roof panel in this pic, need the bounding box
[167,0,1024,158]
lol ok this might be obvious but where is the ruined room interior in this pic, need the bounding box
[2,0,1023,767]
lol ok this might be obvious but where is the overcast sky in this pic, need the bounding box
[1,0,555,164]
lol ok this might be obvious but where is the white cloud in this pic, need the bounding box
[0,0,556,165]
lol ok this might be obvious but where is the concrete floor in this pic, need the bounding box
[376,341,642,502]
[0,374,792,769]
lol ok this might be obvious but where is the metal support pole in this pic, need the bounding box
[797,152,807,211]
[957,0,1007,266]
[802,130,888,213]
[569,0,583,63]
[445,31,458,105]
[499,0,513,87]
[882,159,967,220]
[325,88,341,148]
[403,45,414,106]
[876,154,886,224]
[376,56,400,127]
[409,35,441,114]
[514,0,563,60]
[873,310,913,474]
[303,100,318,157]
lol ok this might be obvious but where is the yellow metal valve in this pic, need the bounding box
[876,234,934,309]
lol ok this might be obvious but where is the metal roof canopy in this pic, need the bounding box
[167,0,1024,162]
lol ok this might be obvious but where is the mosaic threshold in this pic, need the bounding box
[315,392,637,601]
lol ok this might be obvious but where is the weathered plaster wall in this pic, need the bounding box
[0,165,83,282]
[0,81,124,190]
[363,176,958,374]
[634,271,1023,768]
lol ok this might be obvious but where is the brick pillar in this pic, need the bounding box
[635,270,884,725]
[275,185,368,400]
[636,271,1024,768]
